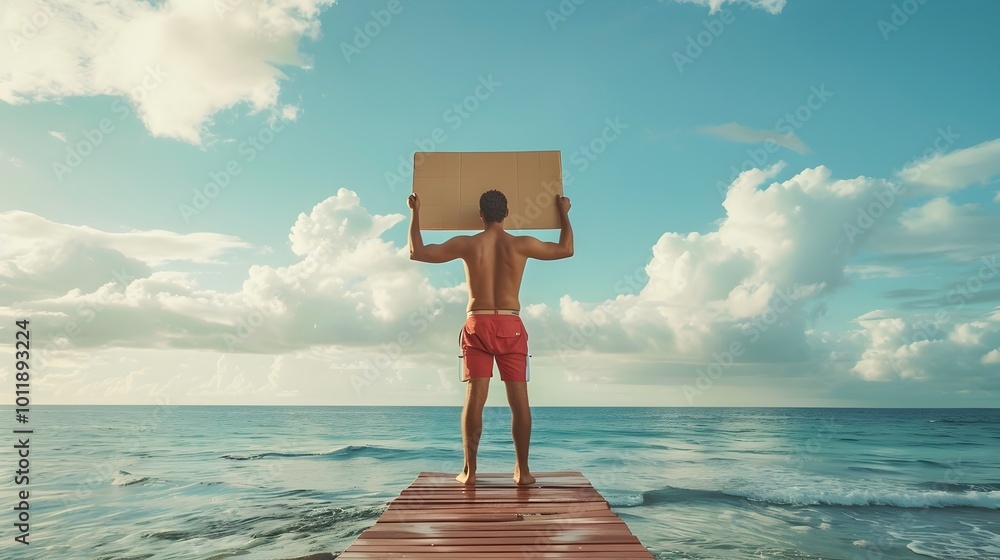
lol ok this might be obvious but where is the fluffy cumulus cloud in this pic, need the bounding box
[673,0,786,15]
[0,189,465,358]
[0,0,332,143]
[524,164,899,372]
[2,167,997,403]
[848,309,1000,389]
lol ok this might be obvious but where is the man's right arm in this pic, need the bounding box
[519,195,573,260]
[408,193,469,263]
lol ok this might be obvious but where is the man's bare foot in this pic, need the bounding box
[513,467,535,486]
[456,465,476,486]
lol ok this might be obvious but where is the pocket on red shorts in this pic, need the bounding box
[496,322,527,354]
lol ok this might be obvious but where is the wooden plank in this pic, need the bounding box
[340,471,653,559]
[358,528,637,539]
[337,548,652,560]
[352,535,642,546]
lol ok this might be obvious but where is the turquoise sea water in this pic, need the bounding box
[2,406,998,559]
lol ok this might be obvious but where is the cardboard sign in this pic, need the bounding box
[412,151,564,230]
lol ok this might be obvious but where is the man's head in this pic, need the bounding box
[479,189,508,224]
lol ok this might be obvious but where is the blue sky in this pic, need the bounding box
[1,0,999,406]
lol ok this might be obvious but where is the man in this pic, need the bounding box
[407,189,573,486]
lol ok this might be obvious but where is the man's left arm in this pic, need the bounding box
[408,193,468,263]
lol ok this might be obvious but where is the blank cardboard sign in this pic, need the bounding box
[412,151,564,230]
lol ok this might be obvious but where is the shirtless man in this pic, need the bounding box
[407,189,573,486]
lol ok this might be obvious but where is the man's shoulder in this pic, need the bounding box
[509,233,541,243]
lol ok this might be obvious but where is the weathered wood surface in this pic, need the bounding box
[339,471,654,559]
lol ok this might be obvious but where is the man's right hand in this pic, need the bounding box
[408,193,420,212]
[556,194,571,214]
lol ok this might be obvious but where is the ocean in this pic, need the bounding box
[2,406,998,559]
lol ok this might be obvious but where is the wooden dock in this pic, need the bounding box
[339,471,654,559]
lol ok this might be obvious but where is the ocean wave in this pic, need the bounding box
[926,418,997,424]
[613,484,1000,510]
[112,470,155,487]
[915,481,1000,493]
[112,471,231,490]
[252,504,387,538]
[874,457,953,468]
[848,466,898,474]
[141,503,386,543]
[220,444,429,462]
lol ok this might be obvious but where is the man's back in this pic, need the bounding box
[463,229,527,311]
[408,193,574,311]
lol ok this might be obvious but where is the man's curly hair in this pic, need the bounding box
[479,189,508,224]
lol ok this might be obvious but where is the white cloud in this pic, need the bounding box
[673,0,786,15]
[697,122,810,154]
[0,210,254,266]
[849,309,1000,384]
[48,130,67,142]
[3,170,997,405]
[0,0,333,144]
[281,104,300,122]
[983,349,1000,365]
[870,197,1000,261]
[0,188,466,355]
[0,210,255,303]
[524,163,898,366]
[896,137,1000,194]
[844,264,909,279]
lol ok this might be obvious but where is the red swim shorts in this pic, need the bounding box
[459,313,529,382]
